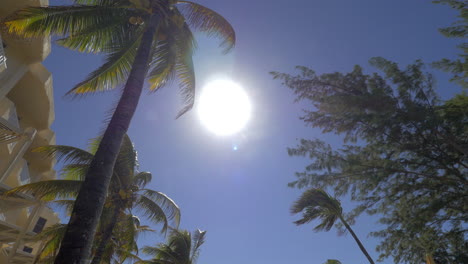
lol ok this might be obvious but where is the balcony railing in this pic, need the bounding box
[0,33,6,72]
[0,117,22,144]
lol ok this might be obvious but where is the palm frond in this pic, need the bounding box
[4,180,82,201]
[292,207,322,225]
[313,211,338,232]
[291,188,343,232]
[114,134,138,185]
[55,18,132,53]
[2,5,127,38]
[136,225,156,234]
[140,189,181,227]
[177,1,235,53]
[147,34,178,92]
[49,199,76,215]
[28,223,66,242]
[135,195,169,233]
[190,229,206,263]
[61,164,89,181]
[115,252,143,264]
[33,145,93,165]
[174,23,196,118]
[291,189,342,215]
[142,245,179,263]
[167,229,191,261]
[32,224,67,263]
[133,172,152,189]
[66,28,144,95]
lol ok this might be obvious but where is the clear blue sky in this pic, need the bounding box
[45,1,462,263]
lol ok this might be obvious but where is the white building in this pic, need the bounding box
[0,0,59,263]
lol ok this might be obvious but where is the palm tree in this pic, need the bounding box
[291,189,375,264]
[29,213,152,264]
[140,229,206,264]
[2,1,234,262]
[5,135,180,263]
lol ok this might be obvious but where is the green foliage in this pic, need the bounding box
[2,0,235,116]
[291,189,375,264]
[2,135,180,263]
[432,1,467,88]
[141,229,206,264]
[273,58,468,263]
[291,189,342,232]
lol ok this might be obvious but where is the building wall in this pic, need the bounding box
[0,0,59,263]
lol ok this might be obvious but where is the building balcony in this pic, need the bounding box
[0,34,6,74]
[0,0,51,65]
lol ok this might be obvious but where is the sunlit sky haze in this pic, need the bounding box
[45,0,462,263]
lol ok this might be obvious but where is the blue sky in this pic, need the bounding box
[45,0,462,263]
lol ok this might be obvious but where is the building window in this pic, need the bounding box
[32,217,47,233]
[23,246,33,253]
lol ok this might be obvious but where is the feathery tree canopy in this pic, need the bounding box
[432,0,467,88]
[272,57,468,263]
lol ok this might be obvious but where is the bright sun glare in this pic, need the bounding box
[198,80,251,136]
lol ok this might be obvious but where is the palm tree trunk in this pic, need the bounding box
[90,206,121,264]
[54,14,159,264]
[339,216,375,264]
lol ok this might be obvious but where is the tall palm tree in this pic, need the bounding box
[2,1,234,262]
[291,189,375,264]
[5,135,180,263]
[140,229,206,264]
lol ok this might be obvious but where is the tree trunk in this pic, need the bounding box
[54,14,159,264]
[90,206,121,264]
[339,216,375,264]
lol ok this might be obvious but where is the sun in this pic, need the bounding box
[198,80,251,136]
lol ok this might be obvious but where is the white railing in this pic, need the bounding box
[0,115,22,145]
[0,33,6,72]
[19,161,31,186]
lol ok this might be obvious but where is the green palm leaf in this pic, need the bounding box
[174,23,196,118]
[147,36,178,91]
[61,164,89,181]
[30,224,67,263]
[135,195,170,233]
[4,180,82,201]
[141,189,181,226]
[178,1,235,53]
[33,145,93,165]
[67,28,144,94]
[55,18,131,53]
[142,229,206,264]
[133,172,152,189]
[2,5,127,38]
[291,189,376,264]
[190,229,206,263]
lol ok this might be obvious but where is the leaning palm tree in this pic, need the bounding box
[291,189,375,264]
[5,135,180,263]
[140,229,206,264]
[2,1,234,262]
